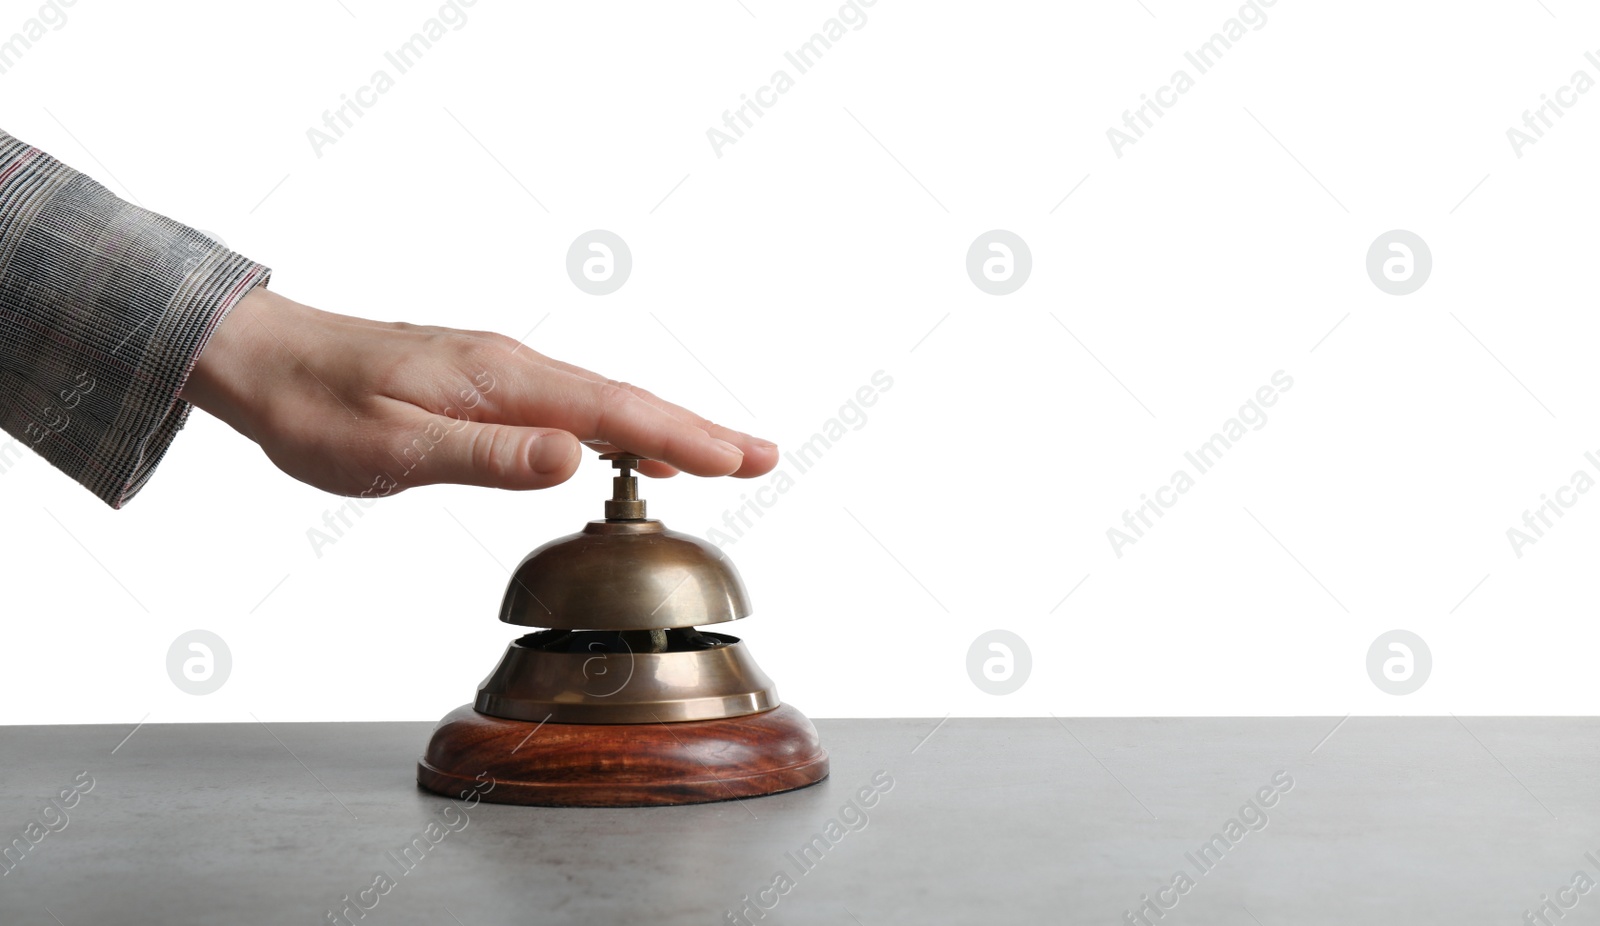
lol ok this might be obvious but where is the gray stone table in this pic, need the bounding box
[0,718,1595,925]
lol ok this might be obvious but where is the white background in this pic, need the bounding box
[2,0,1598,724]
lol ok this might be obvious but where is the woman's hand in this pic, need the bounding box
[179,286,777,496]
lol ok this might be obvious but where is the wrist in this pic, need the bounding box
[180,285,287,440]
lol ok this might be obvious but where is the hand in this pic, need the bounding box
[178,287,778,496]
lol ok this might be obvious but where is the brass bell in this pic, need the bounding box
[417,452,829,806]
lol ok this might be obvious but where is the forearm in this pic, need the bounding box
[0,128,271,506]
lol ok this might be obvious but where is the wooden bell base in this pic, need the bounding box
[417,703,829,807]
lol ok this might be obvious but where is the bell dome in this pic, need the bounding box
[498,518,752,630]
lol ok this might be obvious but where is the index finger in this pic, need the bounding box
[509,349,779,478]
[487,365,747,478]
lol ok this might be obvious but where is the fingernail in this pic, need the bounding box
[713,439,744,459]
[753,439,777,452]
[530,435,574,474]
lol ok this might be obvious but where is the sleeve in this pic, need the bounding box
[0,128,271,508]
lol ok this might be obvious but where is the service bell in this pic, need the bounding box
[417,452,829,806]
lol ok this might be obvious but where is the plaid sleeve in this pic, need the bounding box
[0,128,271,508]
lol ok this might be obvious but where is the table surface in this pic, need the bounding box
[0,716,1593,925]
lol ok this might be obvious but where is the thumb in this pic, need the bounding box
[400,416,582,490]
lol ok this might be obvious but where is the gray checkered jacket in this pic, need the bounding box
[0,128,271,507]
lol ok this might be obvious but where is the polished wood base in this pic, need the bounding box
[417,703,829,807]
